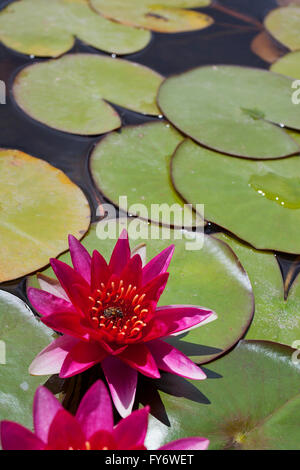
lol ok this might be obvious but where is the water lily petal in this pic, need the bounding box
[29,335,79,376]
[33,386,63,442]
[47,409,85,450]
[68,234,91,284]
[76,380,113,437]
[102,356,137,418]
[60,340,107,378]
[108,229,131,276]
[65,283,91,316]
[118,343,160,378]
[159,437,209,450]
[171,312,218,336]
[0,421,45,450]
[120,254,142,289]
[50,258,89,304]
[132,243,147,266]
[88,430,116,450]
[142,244,174,286]
[141,272,169,305]
[41,312,89,340]
[143,305,215,342]
[91,250,110,291]
[37,273,69,301]
[113,406,150,450]
[27,287,76,317]
[148,339,206,380]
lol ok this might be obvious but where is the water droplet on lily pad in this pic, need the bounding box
[249,173,300,209]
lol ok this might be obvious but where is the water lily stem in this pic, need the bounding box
[212,1,263,29]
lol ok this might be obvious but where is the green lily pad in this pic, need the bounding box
[145,340,300,450]
[271,50,300,78]
[0,149,90,282]
[90,122,199,227]
[0,0,151,57]
[91,0,212,33]
[13,54,163,135]
[215,233,300,347]
[171,139,300,253]
[158,65,300,159]
[0,290,54,428]
[265,6,300,51]
[28,218,254,364]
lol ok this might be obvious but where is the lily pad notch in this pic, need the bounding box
[12,54,164,135]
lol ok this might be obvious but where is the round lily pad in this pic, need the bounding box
[145,340,300,450]
[0,149,90,282]
[158,65,300,159]
[90,122,198,227]
[0,0,151,57]
[0,290,54,428]
[13,54,163,135]
[172,139,300,253]
[28,218,254,364]
[265,6,300,51]
[215,233,300,347]
[91,0,213,33]
[271,50,300,78]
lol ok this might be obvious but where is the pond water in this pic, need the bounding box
[0,0,297,299]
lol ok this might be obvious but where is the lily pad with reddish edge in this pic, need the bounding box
[13,54,163,135]
[90,0,213,33]
[215,233,300,347]
[158,65,300,159]
[0,149,90,282]
[0,0,151,57]
[145,340,300,450]
[265,6,300,51]
[271,50,300,78]
[90,122,198,228]
[27,218,254,364]
[171,139,300,253]
[0,290,54,428]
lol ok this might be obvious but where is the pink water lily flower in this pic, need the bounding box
[28,230,216,417]
[0,380,209,450]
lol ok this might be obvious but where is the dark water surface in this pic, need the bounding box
[0,0,297,300]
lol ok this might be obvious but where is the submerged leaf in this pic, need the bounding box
[251,31,284,64]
